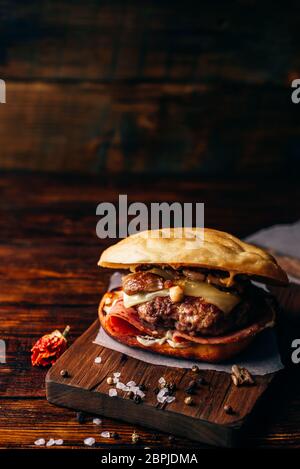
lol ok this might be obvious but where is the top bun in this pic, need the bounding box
[98,228,288,286]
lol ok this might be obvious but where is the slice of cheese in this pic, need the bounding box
[181,280,240,313]
[123,289,170,308]
[123,280,240,313]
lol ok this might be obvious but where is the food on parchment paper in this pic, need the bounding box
[98,228,288,363]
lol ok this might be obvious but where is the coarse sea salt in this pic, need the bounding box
[113,372,121,378]
[116,382,130,392]
[130,385,139,393]
[54,439,64,446]
[116,382,125,390]
[92,418,102,425]
[46,438,55,447]
[84,437,95,446]
[94,356,102,364]
[101,431,110,438]
[157,395,167,404]
[157,387,169,403]
[158,377,166,386]
[34,438,45,446]
[135,388,145,398]
[126,381,136,387]
[157,388,168,399]
[166,396,175,404]
[109,388,117,397]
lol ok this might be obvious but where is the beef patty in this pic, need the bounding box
[136,296,250,336]
[124,269,252,336]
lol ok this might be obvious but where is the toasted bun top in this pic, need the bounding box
[98,228,288,286]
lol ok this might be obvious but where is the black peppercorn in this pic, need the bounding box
[197,377,206,385]
[154,387,159,395]
[120,353,127,363]
[184,396,193,406]
[167,382,176,393]
[186,380,197,394]
[60,369,68,378]
[131,431,140,444]
[134,395,142,404]
[76,411,86,424]
[139,384,147,392]
[224,404,233,415]
[188,379,197,388]
[186,386,195,395]
[111,432,119,439]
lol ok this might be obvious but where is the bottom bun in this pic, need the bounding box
[98,292,276,363]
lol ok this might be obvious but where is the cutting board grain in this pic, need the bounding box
[46,320,275,447]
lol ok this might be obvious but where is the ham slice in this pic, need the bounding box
[104,297,275,345]
[105,299,155,336]
[173,312,274,345]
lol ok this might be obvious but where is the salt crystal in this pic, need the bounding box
[116,382,126,390]
[166,396,175,404]
[54,439,64,445]
[116,383,129,392]
[34,438,45,446]
[136,389,145,398]
[126,381,136,387]
[157,387,168,399]
[113,377,119,384]
[94,357,102,364]
[109,388,117,397]
[157,387,169,404]
[92,418,102,425]
[157,395,167,404]
[46,438,55,447]
[84,437,95,446]
[158,377,166,386]
[101,431,110,438]
[130,386,140,394]
[113,372,121,378]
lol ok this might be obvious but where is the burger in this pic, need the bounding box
[98,228,288,363]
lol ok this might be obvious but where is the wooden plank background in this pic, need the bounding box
[0,0,299,174]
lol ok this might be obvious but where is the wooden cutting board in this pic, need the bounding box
[46,320,276,447]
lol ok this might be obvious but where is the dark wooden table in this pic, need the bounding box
[0,172,299,449]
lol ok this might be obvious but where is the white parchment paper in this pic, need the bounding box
[245,220,300,261]
[94,326,283,375]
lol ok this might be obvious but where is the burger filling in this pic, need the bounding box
[121,266,258,337]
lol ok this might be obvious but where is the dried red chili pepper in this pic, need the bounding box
[31,326,70,367]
